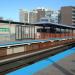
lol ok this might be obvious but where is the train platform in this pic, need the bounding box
[6,47,75,75]
[0,38,67,47]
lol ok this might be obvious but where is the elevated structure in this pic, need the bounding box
[0,20,75,74]
[16,21,75,40]
[0,20,75,41]
[0,20,75,66]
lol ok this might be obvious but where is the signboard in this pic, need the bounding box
[0,28,9,32]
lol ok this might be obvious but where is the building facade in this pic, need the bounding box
[29,10,37,23]
[0,21,16,42]
[19,9,29,23]
[19,8,59,23]
[36,8,45,22]
[50,11,59,23]
[59,6,75,25]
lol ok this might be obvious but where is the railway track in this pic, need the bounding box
[0,43,75,75]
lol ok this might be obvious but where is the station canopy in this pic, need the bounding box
[0,20,75,29]
[31,22,75,29]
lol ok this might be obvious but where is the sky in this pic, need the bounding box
[0,0,75,21]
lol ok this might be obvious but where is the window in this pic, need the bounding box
[72,11,75,13]
[72,14,75,16]
[0,28,9,32]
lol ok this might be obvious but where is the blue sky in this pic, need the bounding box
[0,0,75,21]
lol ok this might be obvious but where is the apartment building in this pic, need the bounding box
[59,6,75,25]
[19,8,60,23]
[19,9,29,23]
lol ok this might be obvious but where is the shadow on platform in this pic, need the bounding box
[47,59,73,75]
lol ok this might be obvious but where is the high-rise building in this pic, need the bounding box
[19,9,29,23]
[19,9,37,23]
[45,10,53,19]
[19,8,59,23]
[36,8,45,22]
[59,6,75,25]
[40,10,59,23]
[50,11,59,23]
[29,10,37,23]
[34,8,59,23]
[36,8,52,22]
[19,8,45,23]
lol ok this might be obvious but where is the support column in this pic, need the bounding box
[22,25,24,39]
[43,26,45,39]
[49,27,51,38]
[29,26,30,39]
[34,26,35,40]
[55,27,56,38]
[68,28,69,39]
[9,21,11,41]
[64,28,65,39]
[72,29,73,39]
[60,28,61,38]
[21,25,22,40]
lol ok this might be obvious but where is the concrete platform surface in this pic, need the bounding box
[34,52,75,75]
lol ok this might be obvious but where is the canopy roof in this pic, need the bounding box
[0,20,75,29]
[31,22,75,29]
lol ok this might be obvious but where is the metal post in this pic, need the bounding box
[21,25,22,40]
[60,28,61,38]
[23,23,25,39]
[69,29,71,39]
[9,21,11,41]
[25,26,27,39]
[23,26,24,39]
[19,26,21,40]
[15,25,17,40]
[67,28,69,39]
[72,29,73,39]
[70,29,72,39]
[50,27,51,38]
[31,26,33,39]
[55,27,56,38]
[29,26,30,39]
[48,27,50,39]
[64,28,66,39]
[43,26,45,39]
[21,26,23,40]
[34,26,35,40]
[17,25,19,40]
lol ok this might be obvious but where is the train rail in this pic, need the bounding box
[0,42,75,75]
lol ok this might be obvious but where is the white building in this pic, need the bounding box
[50,11,59,23]
[19,8,59,23]
[19,9,29,23]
